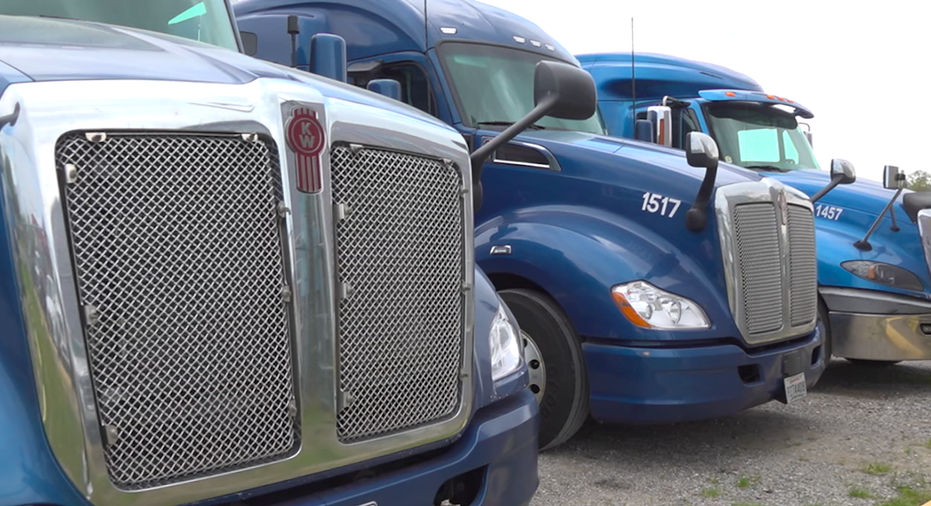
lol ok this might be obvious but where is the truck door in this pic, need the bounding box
[347,53,446,120]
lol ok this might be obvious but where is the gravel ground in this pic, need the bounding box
[532,359,931,506]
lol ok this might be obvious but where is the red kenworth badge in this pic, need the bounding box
[286,107,325,193]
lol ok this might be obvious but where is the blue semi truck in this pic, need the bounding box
[581,52,931,365]
[0,1,559,505]
[236,0,826,449]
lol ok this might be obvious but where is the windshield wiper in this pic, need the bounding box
[477,121,545,130]
[743,164,791,173]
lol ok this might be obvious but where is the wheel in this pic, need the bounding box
[499,289,588,450]
[845,358,902,366]
[521,330,546,404]
[818,299,832,365]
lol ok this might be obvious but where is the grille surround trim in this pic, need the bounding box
[715,179,818,344]
[1,79,475,506]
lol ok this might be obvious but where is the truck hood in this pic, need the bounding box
[764,169,909,221]
[0,15,449,128]
[517,129,761,189]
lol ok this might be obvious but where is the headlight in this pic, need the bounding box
[490,302,522,380]
[842,261,923,291]
[611,281,710,329]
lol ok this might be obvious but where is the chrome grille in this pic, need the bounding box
[58,132,298,489]
[788,205,818,326]
[732,203,784,336]
[331,144,464,443]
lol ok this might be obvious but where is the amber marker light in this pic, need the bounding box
[611,289,652,328]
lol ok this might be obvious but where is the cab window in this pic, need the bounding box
[349,62,435,116]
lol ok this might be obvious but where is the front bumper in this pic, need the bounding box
[285,390,539,506]
[583,326,825,424]
[822,287,931,361]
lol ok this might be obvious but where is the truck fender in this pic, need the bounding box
[813,217,927,297]
[475,205,734,341]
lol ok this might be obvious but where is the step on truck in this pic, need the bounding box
[582,52,931,365]
[0,1,562,505]
[236,0,827,449]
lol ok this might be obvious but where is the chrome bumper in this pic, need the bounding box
[822,287,931,360]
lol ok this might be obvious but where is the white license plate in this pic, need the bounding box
[784,372,807,404]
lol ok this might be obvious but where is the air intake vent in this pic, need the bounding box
[787,205,818,326]
[58,131,299,489]
[733,203,785,336]
[330,144,465,443]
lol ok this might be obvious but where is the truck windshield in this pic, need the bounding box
[704,102,820,171]
[1,0,238,51]
[438,42,607,135]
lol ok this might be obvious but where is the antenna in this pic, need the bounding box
[630,17,636,137]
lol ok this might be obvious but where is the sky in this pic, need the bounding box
[483,0,927,183]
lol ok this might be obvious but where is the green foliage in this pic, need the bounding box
[849,487,874,499]
[908,170,931,191]
[736,477,751,489]
[702,488,722,498]
[878,486,931,506]
[863,462,893,475]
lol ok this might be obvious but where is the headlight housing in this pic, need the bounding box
[490,302,522,380]
[842,260,923,291]
[611,281,710,329]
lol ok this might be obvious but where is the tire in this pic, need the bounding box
[818,298,832,365]
[499,288,588,450]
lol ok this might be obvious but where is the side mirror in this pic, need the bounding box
[884,165,906,189]
[647,106,673,147]
[366,79,402,101]
[240,31,258,56]
[805,131,814,148]
[683,132,720,232]
[855,164,907,249]
[811,158,856,203]
[309,33,348,82]
[685,132,719,171]
[532,60,598,120]
[469,61,596,210]
[831,159,856,184]
[634,119,655,143]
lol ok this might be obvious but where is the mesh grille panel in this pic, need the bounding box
[733,203,784,335]
[331,145,464,443]
[788,205,818,326]
[58,132,298,489]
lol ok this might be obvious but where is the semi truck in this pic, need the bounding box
[0,1,560,505]
[236,0,826,449]
[582,52,931,365]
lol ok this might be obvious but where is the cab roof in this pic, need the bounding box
[234,0,578,65]
[578,52,813,117]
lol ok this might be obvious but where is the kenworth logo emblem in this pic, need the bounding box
[777,189,788,226]
[286,107,325,193]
